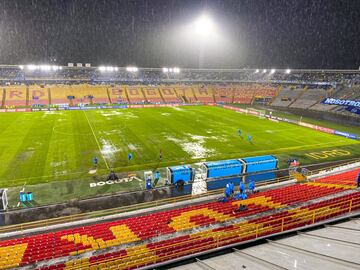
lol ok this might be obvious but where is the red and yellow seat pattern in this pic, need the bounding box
[193,85,214,103]
[108,86,128,104]
[253,84,278,98]
[38,190,360,270]
[213,85,234,103]
[28,85,49,106]
[315,168,360,187]
[159,86,181,103]
[0,177,356,270]
[175,85,196,103]
[142,86,163,103]
[233,85,255,104]
[3,85,27,106]
[126,86,145,103]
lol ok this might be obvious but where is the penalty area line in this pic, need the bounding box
[83,110,110,170]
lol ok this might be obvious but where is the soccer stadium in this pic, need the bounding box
[0,1,359,270]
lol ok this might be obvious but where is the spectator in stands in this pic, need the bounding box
[248,180,255,194]
[239,181,245,194]
[233,204,247,214]
[241,191,248,200]
[357,172,360,188]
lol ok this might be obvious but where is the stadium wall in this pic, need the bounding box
[269,106,360,127]
[0,185,192,225]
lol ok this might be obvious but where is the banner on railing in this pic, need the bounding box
[322,98,360,108]
[334,130,358,140]
[345,106,360,115]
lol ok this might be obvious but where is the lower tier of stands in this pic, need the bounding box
[38,191,360,270]
[0,169,358,270]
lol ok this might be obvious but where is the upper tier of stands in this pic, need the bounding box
[0,167,358,270]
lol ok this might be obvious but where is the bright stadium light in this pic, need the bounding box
[195,14,214,36]
[114,67,119,71]
[18,65,24,70]
[173,67,180,73]
[98,66,106,72]
[270,69,276,74]
[163,67,169,73]
[106,66,114,72]
[126,66,138,72]
[27,64,38,70]
[262,69,267,73]
[40,65,51,71]
[254,69,259,73]
[285,68,291,74]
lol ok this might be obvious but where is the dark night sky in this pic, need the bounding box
[0,0,359,69]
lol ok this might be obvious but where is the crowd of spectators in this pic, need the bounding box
[0,65,359,86]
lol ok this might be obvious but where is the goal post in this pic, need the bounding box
[246,108,266,118]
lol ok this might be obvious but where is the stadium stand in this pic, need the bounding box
[84,85,110,104]
[193,85,214,103]
[290,87,330,109]
[158,86,182,103]
[271,85,305,107]
[28,85,49,106]
[142,86,163,103]
[108,86,128,104]
[34,188,360,270]
[126,85,146,103]
[233,84,255,104]
[3,85,28,107]
[1,168,357,270]
[50,85,74,105]
[213,85,234,103]
[254,84,278,98]
[175,85,196,103]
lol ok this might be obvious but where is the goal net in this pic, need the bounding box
[246,108,266,118]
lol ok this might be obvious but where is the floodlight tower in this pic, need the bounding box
[193,14,215,68]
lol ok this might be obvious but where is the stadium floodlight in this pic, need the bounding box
[98,66,106,72]
[106,66,114,72]
[27,64,38,70]
[40,65,51,71]
[114,67,119,71]
[270,69,276,74]
[262,69,267,73]
[59,66,63,70]
[195,14,214,36]
[285,68,291,74]
[126,66,138,72]
[254,69,259,73]
[173,67,180,73]
[18,65,24,70]
[163,67,169,73]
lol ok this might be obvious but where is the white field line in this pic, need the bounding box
[83,110,110,170]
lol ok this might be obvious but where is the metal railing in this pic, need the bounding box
[61,196,360,270]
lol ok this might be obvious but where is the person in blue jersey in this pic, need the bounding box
[357,172,360,188]
[225,184,232,198]
[128,152,132,161]
[229,181,235,195]
[93,157,98,167]
[248,134,252,144]
[239,181,245,194]
[248,180,255,194]
[241,191,248,200]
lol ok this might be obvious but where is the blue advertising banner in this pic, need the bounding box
[346,106,360,115]
[334,130,358,140]
[322,98,360,108]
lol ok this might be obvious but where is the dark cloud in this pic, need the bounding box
[0,0,359,69]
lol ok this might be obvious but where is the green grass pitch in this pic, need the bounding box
[0,105,359,188]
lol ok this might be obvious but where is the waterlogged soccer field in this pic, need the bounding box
[0,105,359,186]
